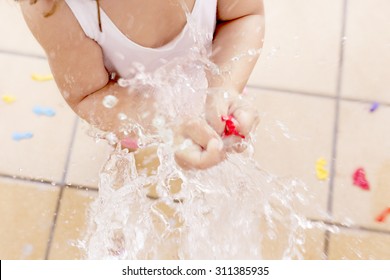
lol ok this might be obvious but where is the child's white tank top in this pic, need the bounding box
[64,0,217,79]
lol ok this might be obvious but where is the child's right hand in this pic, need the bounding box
[174,118,226,170]
[205,88,259,152]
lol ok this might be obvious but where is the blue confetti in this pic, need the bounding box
[33,106,56,117]
[12,132,33,141]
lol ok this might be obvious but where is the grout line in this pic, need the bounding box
[323,230,332,258]
[44,117,79,260]
[323,0,349,259]
[247,84,390,107]
[0,173,60,187]
[246,84,335,100]
[65,184,99,192]
[309,218,390,235]
[0,173,98,192]
[60,118,81,184]
[339,96,390,107]
[0,49,47,60]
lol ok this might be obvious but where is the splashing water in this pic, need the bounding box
[79,2,315,260]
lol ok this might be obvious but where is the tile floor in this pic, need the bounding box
[0,0,389,259]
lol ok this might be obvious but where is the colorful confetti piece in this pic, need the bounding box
[369,102,379,113]
[2,95,16,104]
[352,167,370,190]
[121,137,139,150]
[375,207,390,223]
[221,115,245,139]
[315,158,329,181]
[12,132,33,141]
[31,73,54,82]
[33,106,56,117]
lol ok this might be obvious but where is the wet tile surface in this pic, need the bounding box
[251,89,334,220]
[249,0,343,95]
[0,177,59,259]
[328,228,390,259]
[0,54,77,182]
[48,187,97,260]
[0,1,45,56]
[65,121,113,189]
[341,0,390,103]
[332,101,390,231]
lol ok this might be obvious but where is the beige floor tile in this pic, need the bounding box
[0,177,59,259]
[261,225,325,260]
[0,1,45,56]
[341,0,390,103]
[248,0,342,95]
[251,88,334,220]
[65,121,114,188]
[332,101,390,231]
[0,54,76,182]
[328,228,390,260]
[48,187,97,260]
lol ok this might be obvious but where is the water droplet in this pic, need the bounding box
[152,116,165,128]
[118,113,128,121]
[117,78,129,87]
[105,132,118,145]
[103,95,118,109]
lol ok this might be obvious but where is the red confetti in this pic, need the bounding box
[221,115,245,139]
[352,168,370,190]
[375,207,390,223]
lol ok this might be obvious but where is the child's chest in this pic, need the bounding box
[100,0,197,48]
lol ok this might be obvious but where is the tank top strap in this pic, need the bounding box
[64,0,102,41]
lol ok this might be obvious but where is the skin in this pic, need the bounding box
[19,0,265,169]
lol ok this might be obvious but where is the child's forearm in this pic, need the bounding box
[208,13,265,92]
[74,80,156,139]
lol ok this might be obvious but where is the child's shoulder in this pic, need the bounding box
[217,0,263,21]
[19,1,84,49]
[19,0,58,18]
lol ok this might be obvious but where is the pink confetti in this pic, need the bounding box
[352,168,370,190]
[120,137,138,150]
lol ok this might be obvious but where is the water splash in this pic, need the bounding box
[83,145,311,260]
[81,2,312,260]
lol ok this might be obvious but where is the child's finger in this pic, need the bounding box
[182,119,223,149]
[175,138,225,169]
[230,105,259,136]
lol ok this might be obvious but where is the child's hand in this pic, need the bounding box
[174,118,225,170]
[205,88,259,152]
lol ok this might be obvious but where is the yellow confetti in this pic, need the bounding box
[2,95,16,104]
[31,73,54,82]
[315,157,329,181]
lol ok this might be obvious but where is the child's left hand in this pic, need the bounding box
[205,88,259,152]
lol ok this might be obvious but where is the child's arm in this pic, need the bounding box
[20,1,224,169]
[20,1,153,139]
[209,0,265,92]
[205,0,264,143]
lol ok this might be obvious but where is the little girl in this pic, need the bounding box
[19,0,264,169]
[18,0,270,259]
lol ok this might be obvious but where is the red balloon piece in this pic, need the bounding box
[221,115,245,139]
